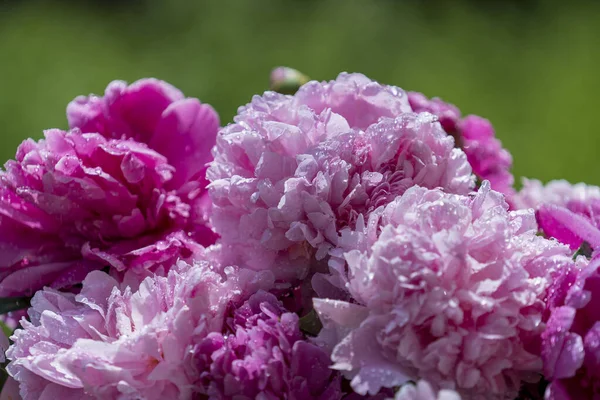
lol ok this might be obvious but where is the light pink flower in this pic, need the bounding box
[208,73,474,283]
[6,259,273,400]
[392,381,462,400]
[512,179,600,211]
[315,183,577,398]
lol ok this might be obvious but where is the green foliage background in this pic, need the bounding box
[1,0,599,185]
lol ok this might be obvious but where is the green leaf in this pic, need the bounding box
[573,241,593,260]
[0,322,11,339]
[299,309,323,337]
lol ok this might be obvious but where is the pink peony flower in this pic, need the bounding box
[67,79,220,245]
[0,128,213,296]
[6,259,272,400]
[314,183,578,398]
[208,73,474,283]
[512,179,600,211]
[407,92,461,137]
[512,179,600,250]
[392,381,462,400]
[541,255,600,399]
[193,290,341,399]
[408,93,514,196]
[67,79,219,192]
[0,78,219,296]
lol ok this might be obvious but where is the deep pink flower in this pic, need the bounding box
[0,79,219,296]
[315,183,577,398]
[513,179,600,250]
[408,93,514,196]
[208,73,474,283]
[0,129,209,296]
[193,290,341,399]
[67,78,219,243]
[6,259,272,400]
[407,92,461,136]
[541,256,600,399]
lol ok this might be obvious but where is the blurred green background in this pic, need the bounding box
[1,0,599,185]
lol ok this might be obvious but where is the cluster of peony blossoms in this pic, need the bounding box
[0,68,598,400]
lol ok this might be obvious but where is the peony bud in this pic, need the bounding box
[269,66,309,94]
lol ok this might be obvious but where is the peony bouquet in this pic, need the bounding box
[0,67,597,400]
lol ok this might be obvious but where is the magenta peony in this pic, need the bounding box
[208,73,474,283]
[67,79,218,192]
[6,259,272,400]
[193,290,341,399]
[0,78,220,296]
[407,92,461,136]
[408,92,514,196]
[3,68,596,399]
[0,129,210,296]
[513,179,600,250]
[541,255,600,399]
[67,78,219,246]
[314,183,578,398]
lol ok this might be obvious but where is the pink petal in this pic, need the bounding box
[151,99,219,188]
[538,204,600,249]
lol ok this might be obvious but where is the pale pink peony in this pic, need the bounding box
[315,183,578,399]
[208,73,474,283]
[392,381,462,400]
[512,179,600,251]
[512,179,600,211]
[408,93,514,196]
[6,259,273,400]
